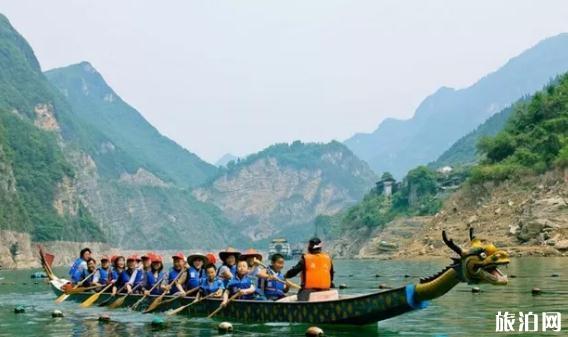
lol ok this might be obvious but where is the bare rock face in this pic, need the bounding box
[53,176,80,217]
[33,103,60,131]
[194,156,369,241]
[0,231,37,269]
[119,168,169,188]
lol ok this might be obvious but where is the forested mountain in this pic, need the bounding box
[345,33,568,178]
[194,141,377,242]
[0,14,233,250]
[45,62,217,187]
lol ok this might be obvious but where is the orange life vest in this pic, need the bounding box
[303,253,332,290]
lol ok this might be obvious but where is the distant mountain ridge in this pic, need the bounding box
[345,33,568,178]
[194,141,377,242]
[45,62,218,187]
[216,153,238,167]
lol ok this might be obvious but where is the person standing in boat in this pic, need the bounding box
[92,256,113,288]
[217,248,241,285]
[124,255,143,294]
[284,237,334,301]
[223,259,256,305]
[167,252,187,294]
[257,253,289,300]
[185,253,207,291]
[69,248,91,284]
[144,253,167,295]
[197,264,225,299]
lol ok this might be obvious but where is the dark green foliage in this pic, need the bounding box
[0,14,104,241]
[329,166,442,236]
[471,74,568,182]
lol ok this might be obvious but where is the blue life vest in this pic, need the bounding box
[217,264,237,286]
[97,267,112,286]
[79,269,95,287]
[185,267,204,290]
[146,271,165,295]
[69,258,86,283]
[227,274,254,300]
[122,269,143,288]
[168,267,183,294]
[258,267,286,300]
[200,277,225,295]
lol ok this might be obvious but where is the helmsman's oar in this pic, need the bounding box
[130,276,165,310]
[79,282,114,308]
[207,292,240,318]
[55,270,97,304]
[144,270,185,313]
[108,283,142,309]
[167,291,217,316]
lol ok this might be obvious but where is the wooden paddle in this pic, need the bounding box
[99,284,128,307]
[108,283,142,309]
[129,276,166,310]
[166,291,218,316]
[144,269,185,313]
[256,261,301,289]
[160,286,200,306]
[54,270,97,304]
[207,292,240,318]
[79,282,114,308]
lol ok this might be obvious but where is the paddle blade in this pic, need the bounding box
[54,293,70,304]
[166,304,189,316]
[143,297,163,313]
[108,295,127,309]
[79,292,102,308]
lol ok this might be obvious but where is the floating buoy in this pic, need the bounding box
[378,284,390,289]
[531,288,542,295]
[404,274,411,278]
[471,287,481,293]
[551,273,560,277]
[510,275,517,278]
[98,314,111,323]
[14,305,25,314]
[339,284,348,289]
[218,321,233,334]
[151,317,166,328]
[375,274,381,278]
[30,271,47,279]
[306,326,324,337]
[51,310,64,318]
[348,274,354,277]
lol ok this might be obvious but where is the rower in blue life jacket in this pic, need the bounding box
[257,253,289,300]
[224,259,256,305]
[111,255,126,295]
[198,264,225,300]
[124,255,143,294]
[92,256,113,288]
[144,253,166,295]
[167,252,187,294]
[185,253,207,293]
[78,258,97,288]
[69,247,91,284]
[139,253,152,287]
[217,247,241,286]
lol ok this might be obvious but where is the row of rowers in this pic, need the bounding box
[68,237,335,302]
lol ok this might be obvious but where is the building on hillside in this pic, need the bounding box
[376,174,396,197]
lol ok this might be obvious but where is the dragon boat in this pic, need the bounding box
[40,229,509,325]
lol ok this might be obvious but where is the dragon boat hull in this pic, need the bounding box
[48,278,424,325]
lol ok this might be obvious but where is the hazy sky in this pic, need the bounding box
[2,1,568,163]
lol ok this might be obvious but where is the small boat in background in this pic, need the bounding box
[268,238,292,260]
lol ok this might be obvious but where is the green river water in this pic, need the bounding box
[0,257,567,337]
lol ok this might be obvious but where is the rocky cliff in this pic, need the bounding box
[195,141,377,242]
[330,170,568,259]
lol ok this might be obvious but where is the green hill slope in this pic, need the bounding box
[45,62,217,187]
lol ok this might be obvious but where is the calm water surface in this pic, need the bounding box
[0,258,567,337]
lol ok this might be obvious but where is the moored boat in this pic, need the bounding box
[39,229,510,325]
